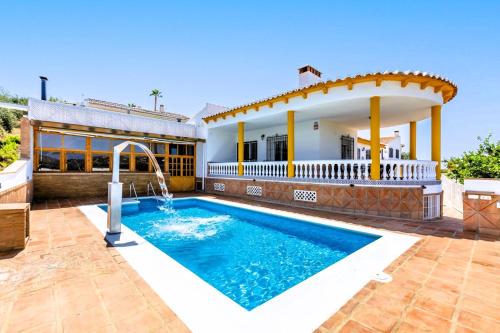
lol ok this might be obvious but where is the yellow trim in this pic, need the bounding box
[409,121,417,160]
[357,137,386,148]
[238,122,244,176]
[357,137,371,146]
[287,111,295,178]
[203,73,457,123]
[431,105,441,180]
[370,97,381,180]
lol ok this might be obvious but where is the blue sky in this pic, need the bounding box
[1,1,499,159]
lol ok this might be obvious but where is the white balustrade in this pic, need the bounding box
[243,161,288,178]
[293,160,370,181]
[208,162,238,176]
[380,160,437,181]
[207,160,437,182]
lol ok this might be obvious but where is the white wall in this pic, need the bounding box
[319,120,357,160]
[0,159,30,192]
[206,119,364,162]
[243,120,321,161]
[206,128,237,162]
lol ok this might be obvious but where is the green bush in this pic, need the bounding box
[0,135,20,169]
[0,88,28,105]
[0,108,18,133]
[445,135,500,184]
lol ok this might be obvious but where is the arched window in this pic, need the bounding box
[389,147,394,158]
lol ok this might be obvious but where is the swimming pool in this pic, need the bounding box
[84,196,418,332]
[99,198,379,310]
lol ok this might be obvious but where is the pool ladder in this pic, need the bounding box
[129,182,138,200]
[147,181,161,205]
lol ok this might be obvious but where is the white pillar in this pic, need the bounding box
[107,182,123,233]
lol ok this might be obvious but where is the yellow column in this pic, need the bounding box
[409,121,417,160]
[370,96,381,180]
[238,121,244,176]
[431,105,442,180]
[287,111,295,177]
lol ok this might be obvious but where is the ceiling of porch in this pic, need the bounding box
[217,96,435,131]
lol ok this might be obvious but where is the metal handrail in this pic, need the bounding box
[147,181,160,205]
[129,182,138,200]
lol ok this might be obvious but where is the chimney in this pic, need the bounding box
[298,65,322,87]
[39,76,48,101]
[394,130,400,137]
[159,104,165,113]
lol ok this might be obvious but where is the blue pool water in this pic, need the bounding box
[99,198,379,310]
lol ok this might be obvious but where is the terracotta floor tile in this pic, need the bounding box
[320,310,346,330]
[113,308,164,333]
[352,304,399,332]
[2,194,499,333]
[338,320,375,333]
[413,295,455,320]
[458,310,500,333]
[61,305,114,333]
[461,295,500,321]
[365,293,409,317]
[404,307,451,333]
[396,322,431,333]
[7,287,57,332]
[417,286,459,305]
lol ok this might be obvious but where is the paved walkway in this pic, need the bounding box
[0,194,499,333]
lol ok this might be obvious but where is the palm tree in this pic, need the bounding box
[149,89,163,112]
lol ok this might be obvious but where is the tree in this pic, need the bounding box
[149,89,163,112]
[0,108,17,133]
[445,135,500,184]
[0,87,28,105]
[128,103,137,108]
[401,152,410,160]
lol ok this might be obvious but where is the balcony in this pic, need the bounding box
[207,159,438,184]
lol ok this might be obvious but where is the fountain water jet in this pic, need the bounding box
[107,141,172,233]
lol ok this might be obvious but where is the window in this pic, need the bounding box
[395,149,400,158]
[366,149,371,159]
[33,130,195,176]
[92,138,112,151]
[64,136,86,150]
[38,133,62,148]
[151,143,165,154]
[38,151,60,171]
[183,158,194,176]
[389,148,394,158]
[154,156,165,172]
[266,135,287,161]
[119,155,130,171]
[169,157,181,176]
[92,154,110,171]
[135,155,149,172]
[237,141,258,161]
[66,152,85,172]
[357,148,361,159]
[341,135,354,159]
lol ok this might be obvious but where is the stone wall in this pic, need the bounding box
[33,173,173,199]
[0,181,33,204]
[205,177,429,220]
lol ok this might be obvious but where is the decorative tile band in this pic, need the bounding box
[294,190,317,203]
[213,183,225,192]
[246,185,263,196]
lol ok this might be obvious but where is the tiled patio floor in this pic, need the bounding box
[1,194,499,333]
